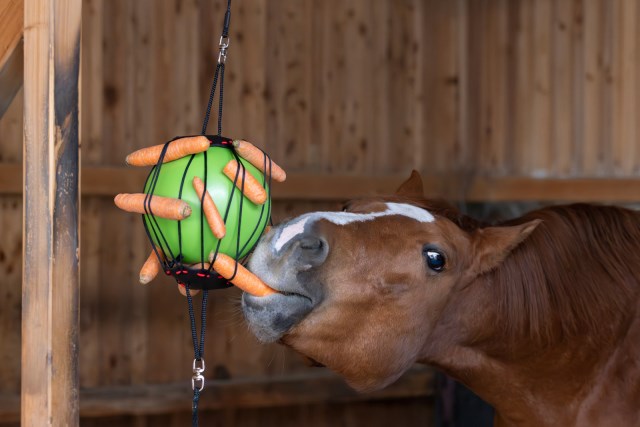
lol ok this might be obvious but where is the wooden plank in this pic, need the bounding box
[551,0,575,176]
[581,0,604,175]
[0,0,23,118]
[22,0,81,426]
[0,0,23,70]
[529,0,552,177]
[0,368,434,422]
[0,196,23,394]
[2,164,640,202]
[610,0,637,175]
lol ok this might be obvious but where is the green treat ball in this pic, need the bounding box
[143,145,270,263]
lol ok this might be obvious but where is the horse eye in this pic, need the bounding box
[424,248,446,272]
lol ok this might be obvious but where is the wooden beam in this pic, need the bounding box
[0,0,22,69]
[0,163,639,202]
[0,0,24,118]
[0,368,433,422]
[22,1,81,426]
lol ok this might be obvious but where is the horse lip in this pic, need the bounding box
[242,291,316,343]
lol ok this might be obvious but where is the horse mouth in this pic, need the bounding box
[242,224,327,343]
[241,286,316,343]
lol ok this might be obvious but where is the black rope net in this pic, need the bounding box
[130,1,277,424]
[141,135,273,291]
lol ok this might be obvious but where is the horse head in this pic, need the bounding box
[243,171,539,391]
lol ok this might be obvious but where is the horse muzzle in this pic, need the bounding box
[242,224,328,342]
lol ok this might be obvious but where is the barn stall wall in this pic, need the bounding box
[0,0,638,425]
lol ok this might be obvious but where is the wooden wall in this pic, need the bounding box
[1,0,639,425]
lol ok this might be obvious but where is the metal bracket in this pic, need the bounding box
[192,358,206,391]
[218,36,230,64]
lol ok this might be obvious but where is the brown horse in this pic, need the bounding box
[242,171,640,427]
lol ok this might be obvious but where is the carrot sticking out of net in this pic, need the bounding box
[222,160,268,205]
[114,193,192,220]
[232,139,287,182]
[139,250,163,285]
[192,176,226,239]
[210,253,276,297]
[125,136,210,166]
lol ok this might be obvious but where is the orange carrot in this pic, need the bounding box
[232,139,287,182]
[125,136,210,166]
[178,284,200,296]
[192,176,226,239]
[222,160,267,205]
[210,253,276,297]
[140,250,163,285]
[114,193,192,220]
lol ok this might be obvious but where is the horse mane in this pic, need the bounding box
[374,196,640,349]
[488,204,640,349]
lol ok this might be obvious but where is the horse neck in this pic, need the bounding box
[419,205,640,424]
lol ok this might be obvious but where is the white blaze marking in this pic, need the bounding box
[273,202,435,251]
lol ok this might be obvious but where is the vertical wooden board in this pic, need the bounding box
[368,1,390,174]
[610,0,637,175]
[0,196,22,393]
[95,202,135,385]
[143,268,192,384]
[265,0,313,171]
[528,0,552,177]
[81,0,103,165]
[149,0,179,147]
[422,0,465,176]
[386,0,423,174]
[636,0,640,174]
[100,0,131,165]
[551,0,575,176]
[129,0,156,388]
[196,0,226,136]
[512,0,533,175]
[597,0,614,176]
[170,0,200,136]
[217,0,268,144]
[0,87,22,163]
[571,0,585,177]
[95,0,135,386]
[341,0,375,174]
[317,0,348,173]
[470,0,509,177]
[0,104,21,164]
[236,0,268,146]
[459,0,480,177]
[488,0,509,176]
[79,197,101,389]
[581,0,603,175]
[22,0,82,423]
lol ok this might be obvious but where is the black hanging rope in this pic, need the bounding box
[187,286,208,426]
[139,1,275,424]
[202,0,232,136]
[191,1,231,425]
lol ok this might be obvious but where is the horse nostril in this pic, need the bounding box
[295,235,329,268]
[300,237,323,251]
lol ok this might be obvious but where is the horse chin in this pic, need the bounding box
[241,292,315,343]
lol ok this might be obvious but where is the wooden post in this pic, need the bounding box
[22,0,81,426]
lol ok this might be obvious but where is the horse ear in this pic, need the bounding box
[471,220,541,276]
[396,170,424,198]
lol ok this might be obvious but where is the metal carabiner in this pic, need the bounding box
[218,36,230,64]
[191,358,206,391]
